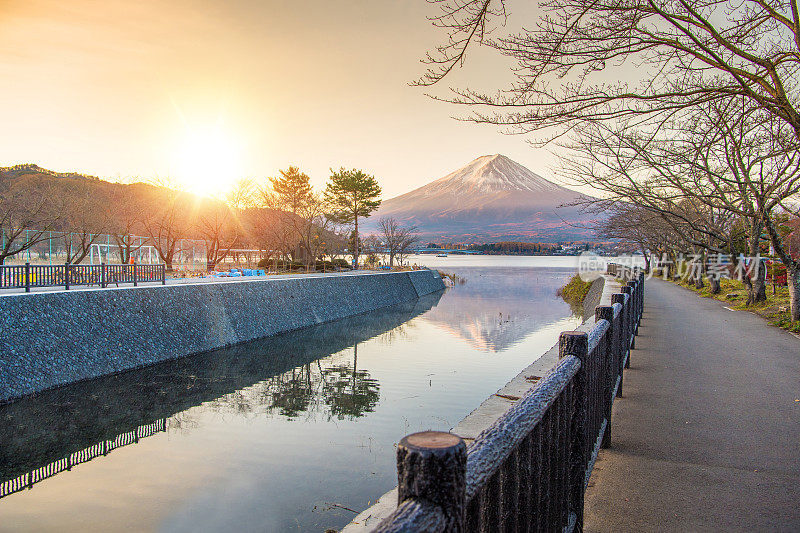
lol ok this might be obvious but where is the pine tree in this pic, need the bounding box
[324,168,381,269]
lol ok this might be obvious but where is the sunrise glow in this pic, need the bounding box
[172,127,243,197]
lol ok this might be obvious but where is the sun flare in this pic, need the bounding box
[173,127,243,197]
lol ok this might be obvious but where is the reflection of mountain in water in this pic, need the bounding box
[423,267,573,352]
[0,291,443,496]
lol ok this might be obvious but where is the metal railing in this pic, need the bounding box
[372,265,644,532]
[0,418,167,499]
[0,262,166,292]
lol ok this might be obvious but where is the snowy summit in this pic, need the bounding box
[365,154,597,243]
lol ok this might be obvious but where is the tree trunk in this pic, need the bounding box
[353,216,359,270]
[746,259,767,306]
[694,252,705,289]
[709,276,721,294]
[744,221,767,305]
[789,266,800,322]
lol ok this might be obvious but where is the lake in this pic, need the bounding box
[0,256,587,532]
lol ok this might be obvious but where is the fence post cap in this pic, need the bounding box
[401,431,463,450]
[396,431,467,530]
[559,330,589,359]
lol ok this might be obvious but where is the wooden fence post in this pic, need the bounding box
[622,286,634,356]
[101,262,106,289]
[64,263,70,290]
[24,262,30,293]
[161,264,166,285]
[611,293,627,385]
[595,306,616,449]
[638,272,645,322]
[560,331,589,531]
[627,280,639,331]
[395,431,467,532]
[133,261,138,287]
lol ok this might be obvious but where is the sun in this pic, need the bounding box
[173,127,243,197]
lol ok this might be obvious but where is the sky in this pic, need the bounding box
[0,0,559,198]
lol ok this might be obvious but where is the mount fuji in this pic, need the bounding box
[364,155,597,243]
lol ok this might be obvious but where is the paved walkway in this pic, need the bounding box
[584,278,800,532]
[0,269,390,296]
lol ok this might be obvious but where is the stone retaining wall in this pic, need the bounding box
[0,269,445,403]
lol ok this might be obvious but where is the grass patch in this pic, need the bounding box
[665,275,799,333]
[438,270,466,285]
[558,274,593,316]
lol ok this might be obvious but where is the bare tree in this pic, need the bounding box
[142,180,189,271]
[418,0,800,141]
[361,234,382,267]
[53,180,109,264]
[0,174,60,264]
[107,185,148,264]
[378,217,420,267]
[196,201,241,271]
[240,206,283,270]
[563,98,799,306]
[227,178,258,210]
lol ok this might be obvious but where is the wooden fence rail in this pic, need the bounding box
[372,265,644,532]
[0,263,166,292]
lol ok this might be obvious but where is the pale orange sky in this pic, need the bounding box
[0,0,558,198]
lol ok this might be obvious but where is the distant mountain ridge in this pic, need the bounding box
[0,164,100,182]
[364,154,597,243]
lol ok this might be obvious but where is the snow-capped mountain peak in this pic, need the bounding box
[363,154,597,243]
[431,154,565,194]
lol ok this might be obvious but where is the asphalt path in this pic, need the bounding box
[585,278,800,532]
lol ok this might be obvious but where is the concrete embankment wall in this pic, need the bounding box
[0,269,445,403]
[582,276,606,319]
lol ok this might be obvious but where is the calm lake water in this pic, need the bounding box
[0,256,588,532]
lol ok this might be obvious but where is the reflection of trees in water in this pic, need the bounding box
[205,343,379,422]
[169,411,200,434]
[267,363,319,419]
[377,321,415,345]
[320,345,380,420]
